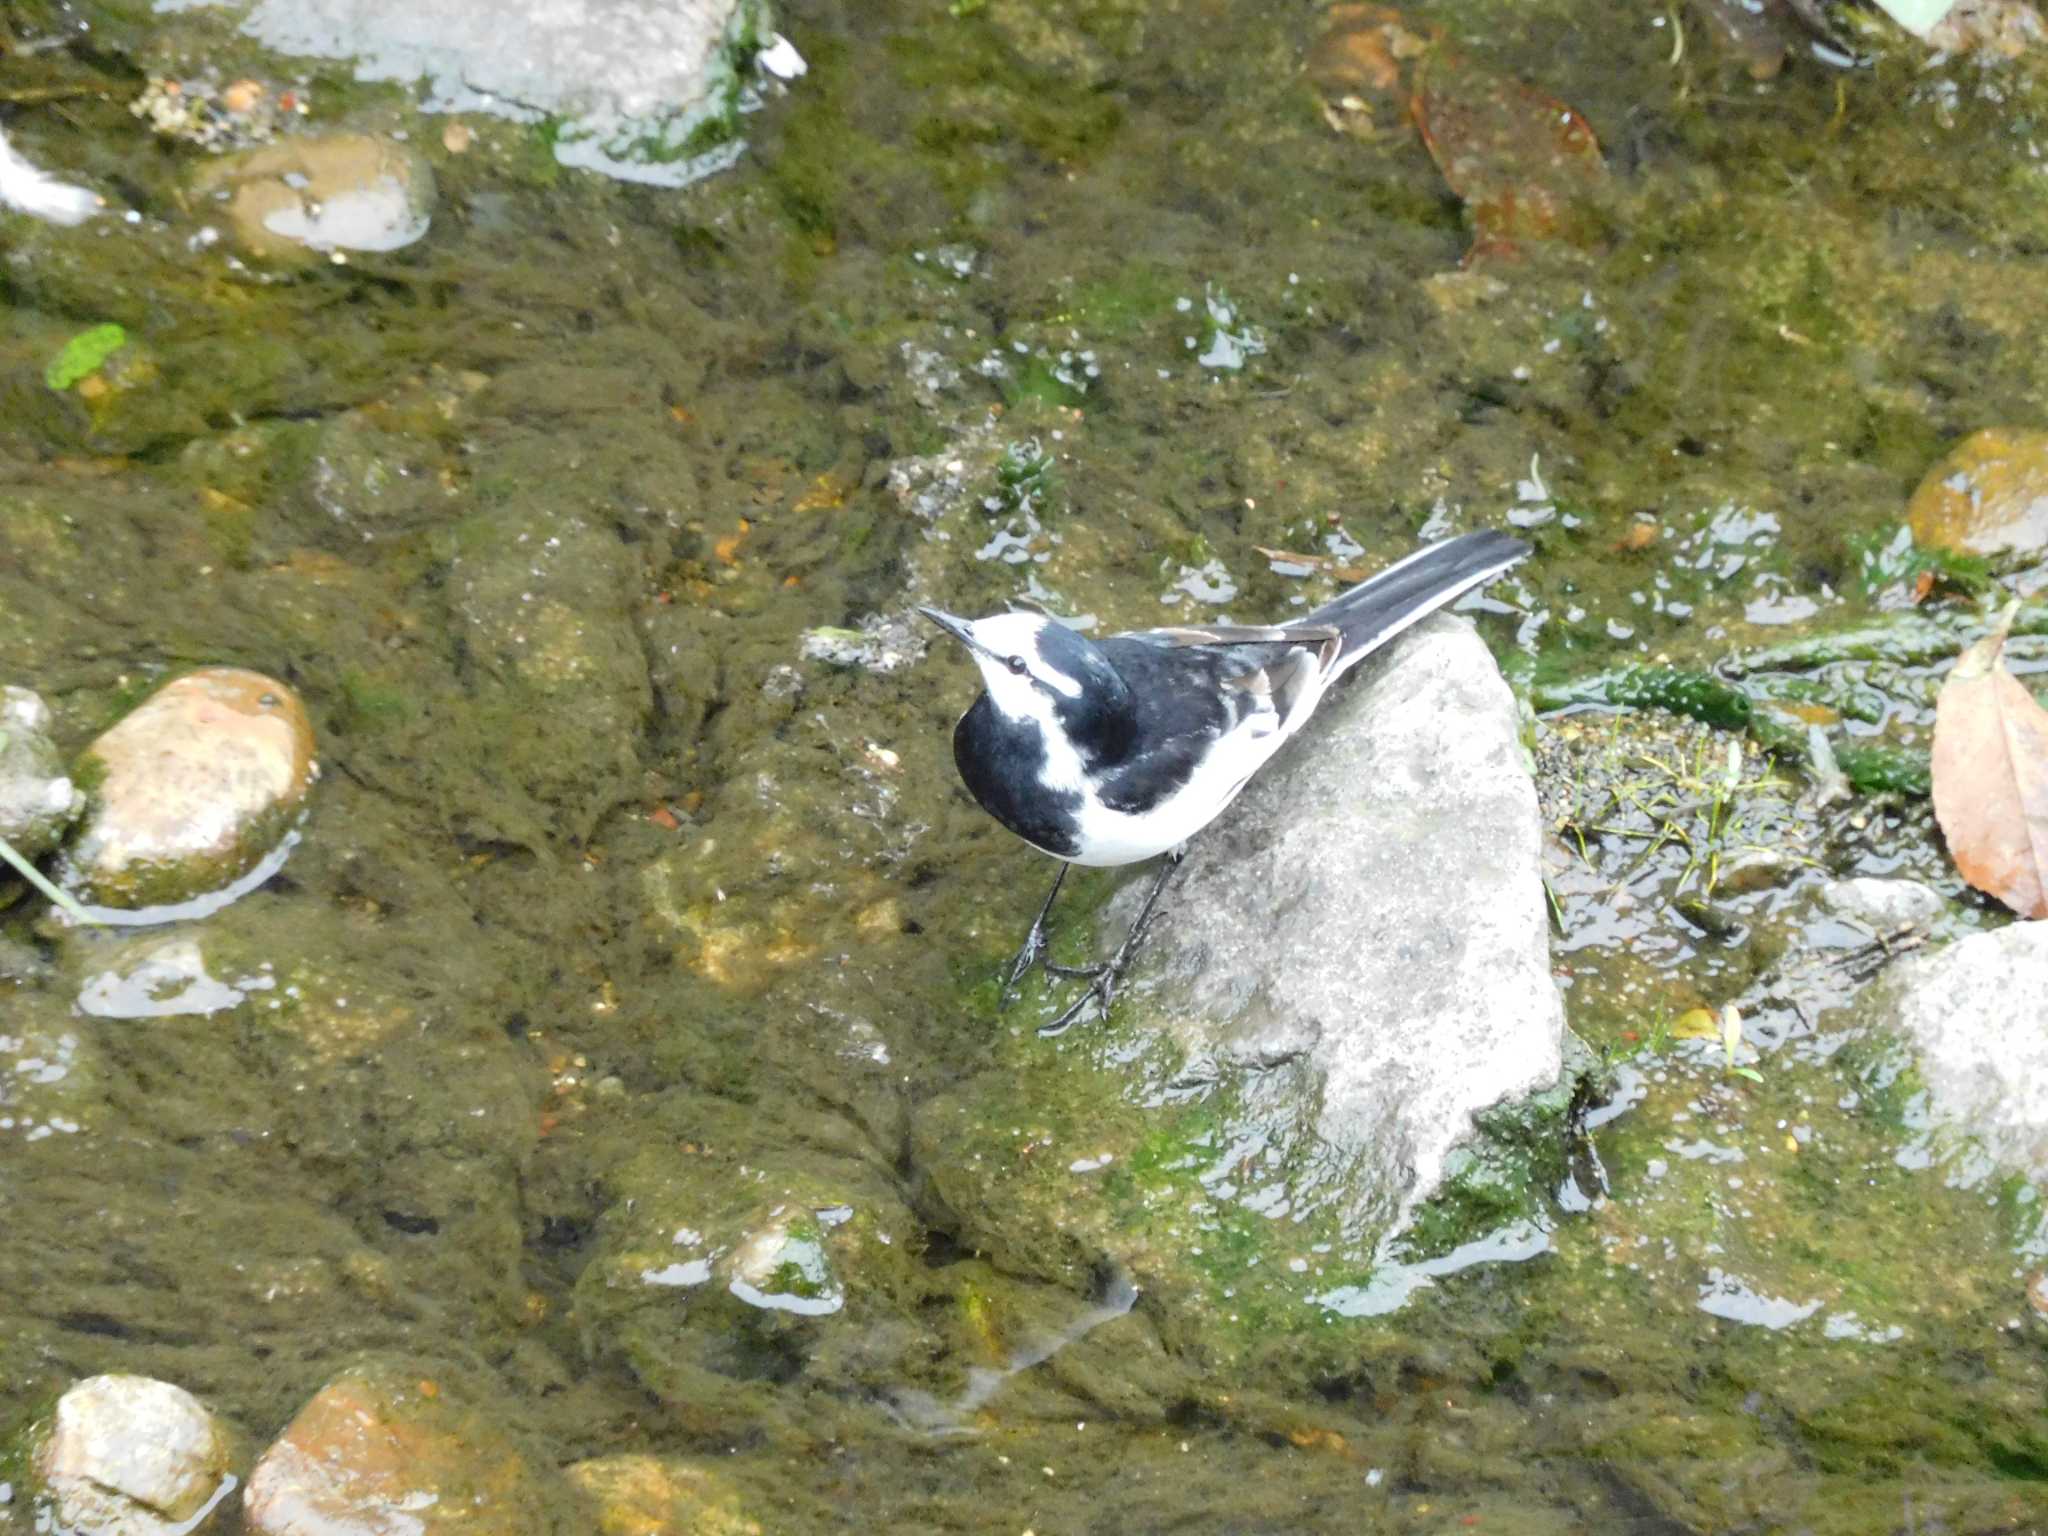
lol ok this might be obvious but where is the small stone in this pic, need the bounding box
[67,668,316,911]
[1907,426,2048,559]
[725,1205,845,1316]
[34,1374,233,1536]
[1716,847,1800,896]
[195,134,435,261]
[565,1455,763,1536]
[243,1366,543,1536]
[1818,876,1946,930]
[0,686,81,859]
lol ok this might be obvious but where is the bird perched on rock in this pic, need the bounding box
[920,528,1530,1033]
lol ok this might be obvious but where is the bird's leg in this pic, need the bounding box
[1039,848,1185,1037]
[998,862,1070,1008]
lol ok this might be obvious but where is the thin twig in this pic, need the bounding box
[0,832,96,924]
[0,84,119,104]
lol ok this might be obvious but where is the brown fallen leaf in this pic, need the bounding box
[1931,603,2048,920]
[1410,49,1607,260]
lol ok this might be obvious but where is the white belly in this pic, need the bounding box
[1066,722,1290,866]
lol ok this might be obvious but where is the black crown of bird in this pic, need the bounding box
[919,527,1530,1035]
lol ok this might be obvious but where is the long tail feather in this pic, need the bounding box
[1308,529,1529,676]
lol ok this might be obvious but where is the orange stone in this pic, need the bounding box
[70,667,317,909]
[1907,427,2048,559]
[243,1367,543,1536]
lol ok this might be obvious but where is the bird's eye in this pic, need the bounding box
[1005,655,1028,676]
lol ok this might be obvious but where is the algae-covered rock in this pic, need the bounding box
[0,685,80,859]
[55,892,438,1066]
[447,505,650,840]
[66,668,316,911]
[1119,612,1565,1230]
[194,133,434,261]
[32,1374,235,1536]
[911,614,1570,1341]
[565,1454,763,1536]
[243,1365,545,1536]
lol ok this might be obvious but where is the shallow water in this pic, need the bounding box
[5,0,2048,1529]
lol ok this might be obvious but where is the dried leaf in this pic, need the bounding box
[1931,608,2048,919]
[1305,4,1437,96]
[1410,51,1606,259]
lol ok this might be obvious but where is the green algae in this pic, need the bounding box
[41,323,127,391]
[5,0,2048,1528]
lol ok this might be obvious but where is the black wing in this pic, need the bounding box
[1085,630,1332,816]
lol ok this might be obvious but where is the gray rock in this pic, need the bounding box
[1819,876,1946,930]
[0,686,81,859]
[206,0,779,187]
[1123,612,1565,1230]
[34,1374,234,1536]
[1869,922,2048,1179]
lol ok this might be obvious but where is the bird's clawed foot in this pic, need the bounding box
[998,863,1070,1011]
[1037,961,1122,1037]
[1034,850,1184,1037]
[998,923,1050,1006]
[1044,959,1107,981]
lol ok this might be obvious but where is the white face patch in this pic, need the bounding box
[964,613,1084,700]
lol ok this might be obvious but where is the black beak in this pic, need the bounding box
[916,606,979,652]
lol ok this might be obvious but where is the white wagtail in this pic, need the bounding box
[919,527,1530,1033]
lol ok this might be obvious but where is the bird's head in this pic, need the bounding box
[917,607,1130,739]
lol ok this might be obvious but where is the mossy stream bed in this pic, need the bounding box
[6,0,2048,1529]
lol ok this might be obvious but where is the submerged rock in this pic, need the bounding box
[1866,922,2048,1179]
[243,1366,544,1536]
[0,686,80,860]
[33,1374,235,1536]
[66,668,316,911]
[2,992,98,1143]
[72,932,277,1021]
[194,134,434,260]
[568,1145,909,1420]
[565,1455,763,1536]
[724,1204,846,1316]
[1119,613,1565,1231]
